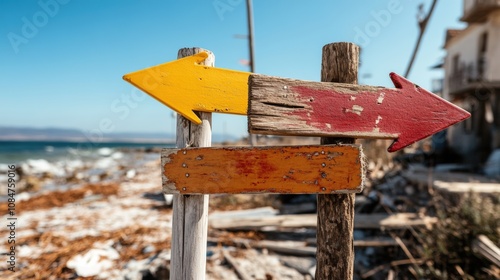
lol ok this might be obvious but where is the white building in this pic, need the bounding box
[442,0,500,167]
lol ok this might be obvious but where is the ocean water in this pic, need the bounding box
[0,140,174,164]
[0,140,176,198]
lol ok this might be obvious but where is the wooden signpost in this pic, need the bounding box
[316,42,358,280]
[162,145,364,194]
[123,43,471,280]
[124,49,471,152]
[170,48,213,280]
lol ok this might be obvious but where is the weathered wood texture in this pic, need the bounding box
[402,168,500,194]
[208,238,397,258]
[222,249,253,280]
[209,212,437,231]
[167,47,213,280]
[248,75,397,139]
[162,145,364,194]
[248,72,470,153]
[472,235,500,267]
[316,42,359,280]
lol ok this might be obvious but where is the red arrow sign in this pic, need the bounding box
[248,73,471,152]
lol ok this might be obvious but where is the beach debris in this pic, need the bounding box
[1,140,498,280]
[126,169,137,179]
[66,241,120,277]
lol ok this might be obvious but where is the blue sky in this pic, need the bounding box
[0,0,465,139]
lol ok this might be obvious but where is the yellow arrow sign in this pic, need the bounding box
[123,52,250,124]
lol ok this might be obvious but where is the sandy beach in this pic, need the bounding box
[0,151,176,279]
[0,146,311,279]
[1,139,499,279]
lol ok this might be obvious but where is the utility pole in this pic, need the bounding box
[404,0,438,78]
[246,0,257,146]
[246,0,255,73]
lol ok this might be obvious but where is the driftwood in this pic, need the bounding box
[361,259,426,279]
[402,168,500,195]
[278,255,316,276]
[222,249,253,280]
[210,238,316,257]
[210,236,398,260]
[209,212,437,231]
[472,235,500,267]
[307,238,397,247]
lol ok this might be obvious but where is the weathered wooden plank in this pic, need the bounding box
[169,47,212,280]
[162,144,365,194]
[402,168,500,194]
[208,213,438,231]
[248,72,470,152]
[209,238,396,260]
[222,249,253,280]
[308,238,398,247]
[248,76,394,138]
[472,234,500,267]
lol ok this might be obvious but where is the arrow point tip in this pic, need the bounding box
[389,72,411,89]
[387,140,403,153]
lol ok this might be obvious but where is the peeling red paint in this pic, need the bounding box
[288,73,471,152]
[290,85,398,132]
[234,151,278,178]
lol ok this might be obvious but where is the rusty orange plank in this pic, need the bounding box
[162,145,364,194]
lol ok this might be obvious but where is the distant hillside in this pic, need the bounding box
[0,126,239,143]
[0,127,82,139]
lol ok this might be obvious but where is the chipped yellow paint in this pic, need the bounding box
[123,52,250,124]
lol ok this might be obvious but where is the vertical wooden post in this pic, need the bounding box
[316,42,359,280]
[170,47,213,280]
